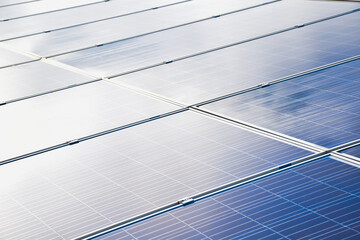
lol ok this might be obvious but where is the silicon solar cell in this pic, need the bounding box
[202,59,360,148]
[341,144,360,159]
[0,60,92,101]
[0,0,186,41]
[94,156,360,240]
[51,1,360,76]
[1,0,360,239]
[0,111,311,239]
[110,12,360,105]
[0,81,178,160]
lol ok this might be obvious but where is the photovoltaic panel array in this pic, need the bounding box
[0,81,178,160]
[94,156,360,240]
[0,0,188,40]
[202,59,360,148]
[51,1,360,76]
[111,11,360,105]
[0,111,311,239]
[3,0,273,54]
[1,0,360,239]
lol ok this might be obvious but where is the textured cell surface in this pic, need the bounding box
[0,0,185,41]
[1,0,359,239]
[109,12,360,105]
[202,60,360,148]
[0,81,178,160]
[341,144,360,159]
[4,0,272,55]
[95,157,360,240]
[0,111,311,239]
[52,1,360,76]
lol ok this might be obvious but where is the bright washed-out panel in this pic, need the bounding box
[202,59,360,148]
[0,81,178,161]
[110,12,360,105]
[0,0,31,7]
[0,111,311,239]
[95,156,360,240]
[0,0,101,20]
[0,0,186,41]
[0,46,34,68]
[0,60,92,102]
[3,0,273,54]
[52,1,360,76]
[341,144,360,159]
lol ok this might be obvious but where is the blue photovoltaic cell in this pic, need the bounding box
[109,11,360,105]
[0,111,311,239]
[202,60,360,148]
[341,144,360,159]
[52,2,360,76]
[96,157,360,240]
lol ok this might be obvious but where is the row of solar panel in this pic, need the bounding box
[93,156,360,240]
[1,7,359,103]
[1,0,359,239]
[1,24,359,161]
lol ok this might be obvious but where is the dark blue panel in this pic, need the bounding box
[203,59,360,148]
[341,144,360,159]
[95,157,360,240]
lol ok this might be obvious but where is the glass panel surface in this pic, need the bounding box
[341,144,360,159]
[0,0,31,6]
[52,0,360,76]
[202,60,360,148]
[0,0,100,20]
[0,61,92,101]
[0,0,184,40]
[96,157,360,240]
[0,111,311,239]
[4,0,273,54]
[0,81,178,160]
[0,46,33,68]
[109,12,360,105]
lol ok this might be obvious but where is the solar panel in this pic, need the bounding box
[109,12,360,105]
[341,144,360,159]
[8,0,278,57]
[0,0,186,41]
[0,0,101,20]
[94,156,360,240]
[1,0,360,239]
[0,46,34,68]
[0,60,92,102]
[0,111,311,239]
[50,1,360,76]
[0,81,178,160]
[201,59,360,148]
